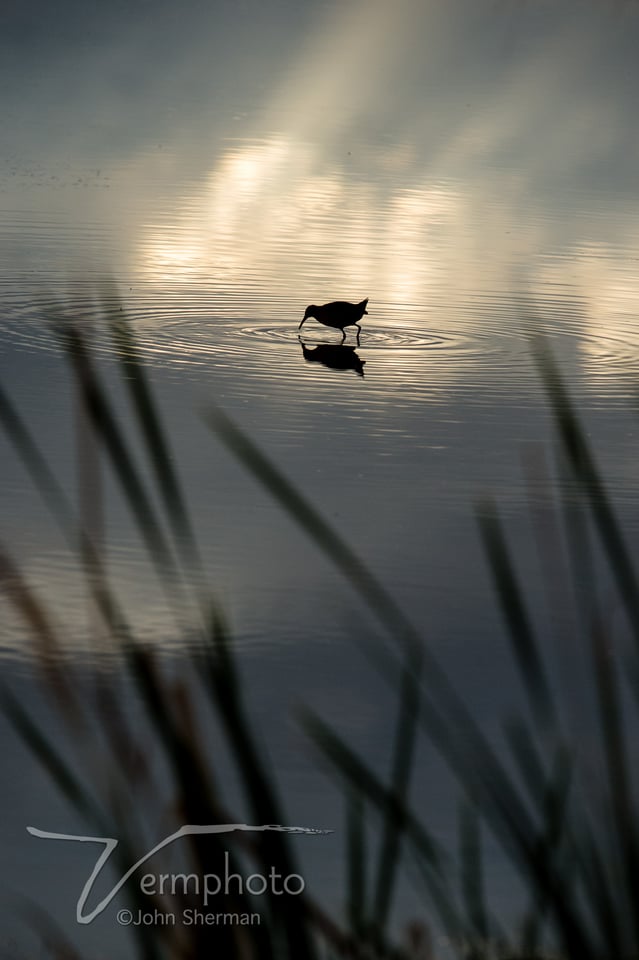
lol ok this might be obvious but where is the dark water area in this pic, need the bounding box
[2,0,639,955]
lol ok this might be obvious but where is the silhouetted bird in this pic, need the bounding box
[298,298,368,343]
[299,341,365,377]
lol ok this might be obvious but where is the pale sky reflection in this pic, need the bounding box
[135,130,639,356]
[3,0,639,671]
[126,0,639,389]
[136,137,464,308]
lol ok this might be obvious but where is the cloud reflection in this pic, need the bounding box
[127,0,639,356]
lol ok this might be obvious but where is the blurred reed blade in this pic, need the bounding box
[6,686,166,960]
[532,337,639,643]
[204,407,420,657]
[2,320,191,645]
[2,353,263,954]
[458,798,490,952]
[201,606,285,826]
[121,643,216,810]
[589,613,639,951]
[204,405,598,953]
[198,612,319,960]
[104,296,206,590]
[518,745,573,958]
[503,717,547,810]
[559,458,598,633]
[346,789,367,941]
[348,601,574,940]
[300,709,462,939]
[502,709,577,948]
[205,406,430,946]
[119,643,261,958]
[555,442,638,946]
[52,318,188,621]
[360,637,536,862]
[533,336,639,951]
[477,498,556,729]
[0,379,173,957]
[0,374,149,649]
[204,406,557,805]
[521,442,571,646]
[403,674,596,960]
[22,901,86,960]
[0,546,62,666]
[0,382,77,538]
[372,647,423,940]
[0,544,85,725]
[576,823,627,958]
[0,687,108,832]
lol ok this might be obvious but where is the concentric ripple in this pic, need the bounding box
[2,282,639,402]
[239,323,448,350]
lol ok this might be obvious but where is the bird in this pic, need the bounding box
[298,298,368,343]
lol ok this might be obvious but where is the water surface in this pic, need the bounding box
[2,0,639,953]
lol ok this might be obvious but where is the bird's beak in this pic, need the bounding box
[298,318,306,329]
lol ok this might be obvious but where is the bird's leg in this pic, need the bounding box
[355,324,361,345]
[341,329,346,344]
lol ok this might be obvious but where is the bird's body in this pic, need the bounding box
[299,298,368,342]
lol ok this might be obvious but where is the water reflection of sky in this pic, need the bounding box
[2,0,639,954]
[1,0,639,721]
[2,0,639,682]
[3,0,639,396]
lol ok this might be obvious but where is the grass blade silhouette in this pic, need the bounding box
[477,498,556,729]
[105,298,206,588]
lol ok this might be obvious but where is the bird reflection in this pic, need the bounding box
[299,339,366,377]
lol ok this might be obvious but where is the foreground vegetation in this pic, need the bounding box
[1,298,637,959]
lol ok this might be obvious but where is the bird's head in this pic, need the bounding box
[299,305,317,329]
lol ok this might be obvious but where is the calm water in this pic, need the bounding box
[2,0,639,954]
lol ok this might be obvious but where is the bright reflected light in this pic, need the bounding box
[136,134,466,313]
[128,0,639,387]
[141,236,208,283]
